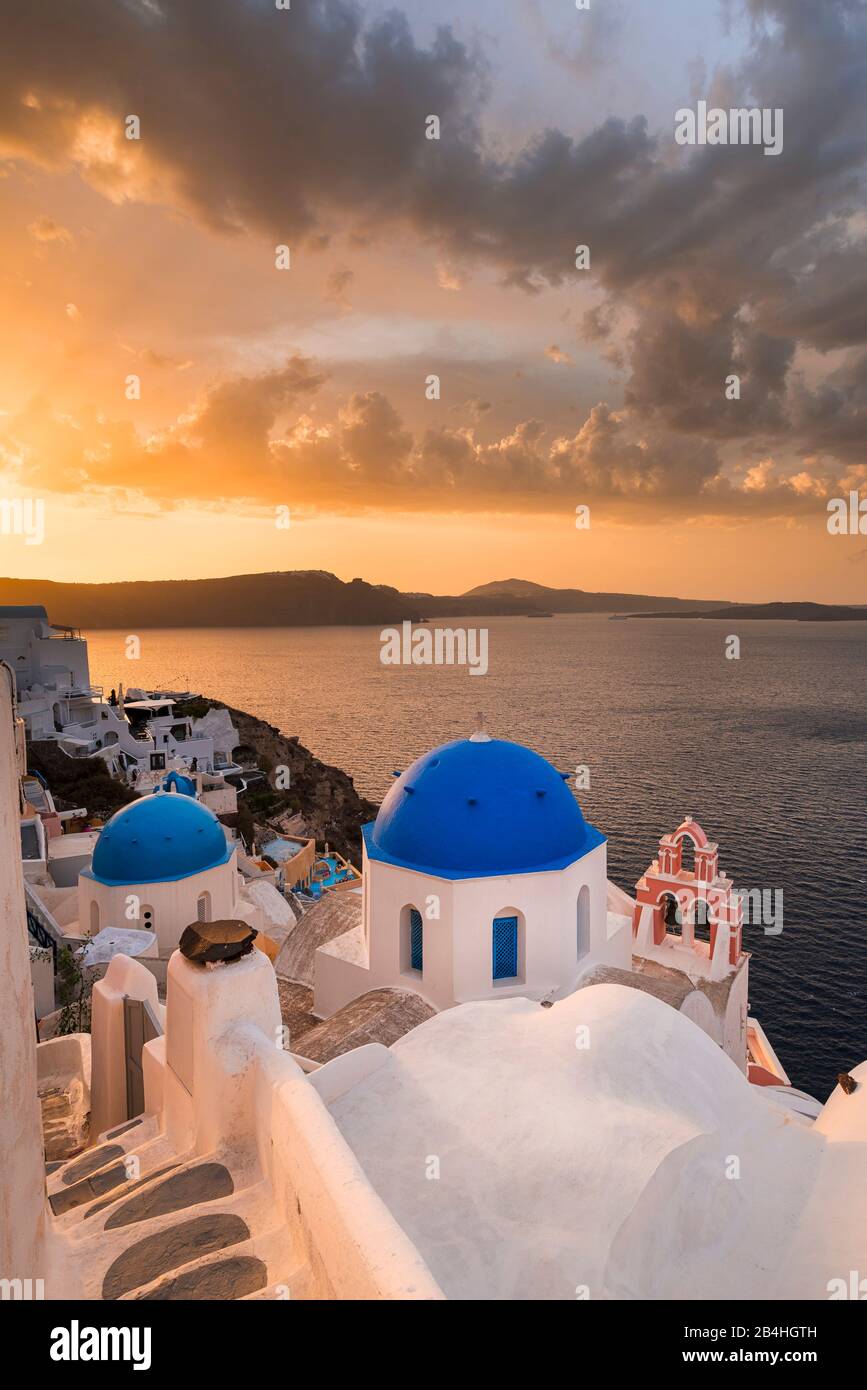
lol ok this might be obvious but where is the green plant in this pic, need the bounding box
[57,940,94,1035]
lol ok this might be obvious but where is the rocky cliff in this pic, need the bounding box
[203,699,377,865]
[30,698,378,866]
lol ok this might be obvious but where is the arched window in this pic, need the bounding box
[410,909,423,971]
[90,900,99,935]
[693,899,712,943]
[678,832,698,875]
[576,886,591,960]
[401,905,423,973]
[492,915,519,981]
[660,892,682,935]
[196,892,211,924]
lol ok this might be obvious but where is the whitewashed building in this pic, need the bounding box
[315,729,631,1016]
[4,666,867,1302]
[1,605,240,779]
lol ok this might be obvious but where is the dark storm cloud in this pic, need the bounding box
[789,352,867,464]
[624,309,795,438]
[1,0,865,488]
[7,0,860,291]
[0,0,487,237]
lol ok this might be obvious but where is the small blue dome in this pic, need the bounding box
[159,770,197,798]
[365,736,604,880]
[88,791,233,886]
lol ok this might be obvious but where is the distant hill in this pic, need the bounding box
[3,572,856,629]
[633,602,867,622]
[466,579,558,598]
[0,571,418,629]
[462,578,729,613]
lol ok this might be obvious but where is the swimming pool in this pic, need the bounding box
[312,854,359,888]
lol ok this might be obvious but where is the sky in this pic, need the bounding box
[0,0,865,601]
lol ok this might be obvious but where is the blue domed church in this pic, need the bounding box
[314,729,633,1016]
[78,789,246,963]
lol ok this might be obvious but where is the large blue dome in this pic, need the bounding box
[364,736,604,880]
[87,791,233,886]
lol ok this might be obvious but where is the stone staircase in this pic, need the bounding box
[45,1114,311,1301]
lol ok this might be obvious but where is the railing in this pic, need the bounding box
[27,907,57,970]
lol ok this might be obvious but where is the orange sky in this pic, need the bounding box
[0,0,864,602]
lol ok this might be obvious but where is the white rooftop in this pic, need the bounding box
[326,983,867,1300]
[47,830,100,860]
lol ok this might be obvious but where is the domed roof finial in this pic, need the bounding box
[469,711,491,743]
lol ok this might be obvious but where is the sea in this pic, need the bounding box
[86,615,867,1101]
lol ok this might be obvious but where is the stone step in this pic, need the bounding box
[128,1254,269,1301]
[49,1135,305,1302]
[47,1117,162,1194]
[47,1126,185,1224]
[102,1161,235,1231]
[55,1142,127,1186]
[50,1162,128,1216]
[114,1222,299,1301]
[82,1161,182,1223]
[103,1212,252,1300]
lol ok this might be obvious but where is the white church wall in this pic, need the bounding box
[79,853,239,957]
[315,847,457,1015]
[316,839,624,1015]
[721,961,750,1074]
[450,842,612,1004]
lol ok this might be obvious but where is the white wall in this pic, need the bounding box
[90,954,161,1137]
[79,853,242,957]
[720,962,749,1073]
[450,843,622,1005]
[0,618,89,693]
[316,840,632,1016]
[0,664,48,1284]
[144,947,444,1298]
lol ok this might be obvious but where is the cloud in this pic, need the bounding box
[523,0,625,80]
[27,215,72,244]
[0,1,487,241]
[0,356,850,521]
[436,262,464,291]
[324,267,354,309]
[1,0,866,498]
[0,355,326,505]
[141,348,193,370]
[545,345,573,365]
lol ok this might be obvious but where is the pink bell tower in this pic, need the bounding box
[632,816,744,971]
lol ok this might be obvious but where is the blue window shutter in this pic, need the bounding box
[410,908,423,971]
[492,916,519,980]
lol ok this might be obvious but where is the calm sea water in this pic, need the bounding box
[87,616,867,1101]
